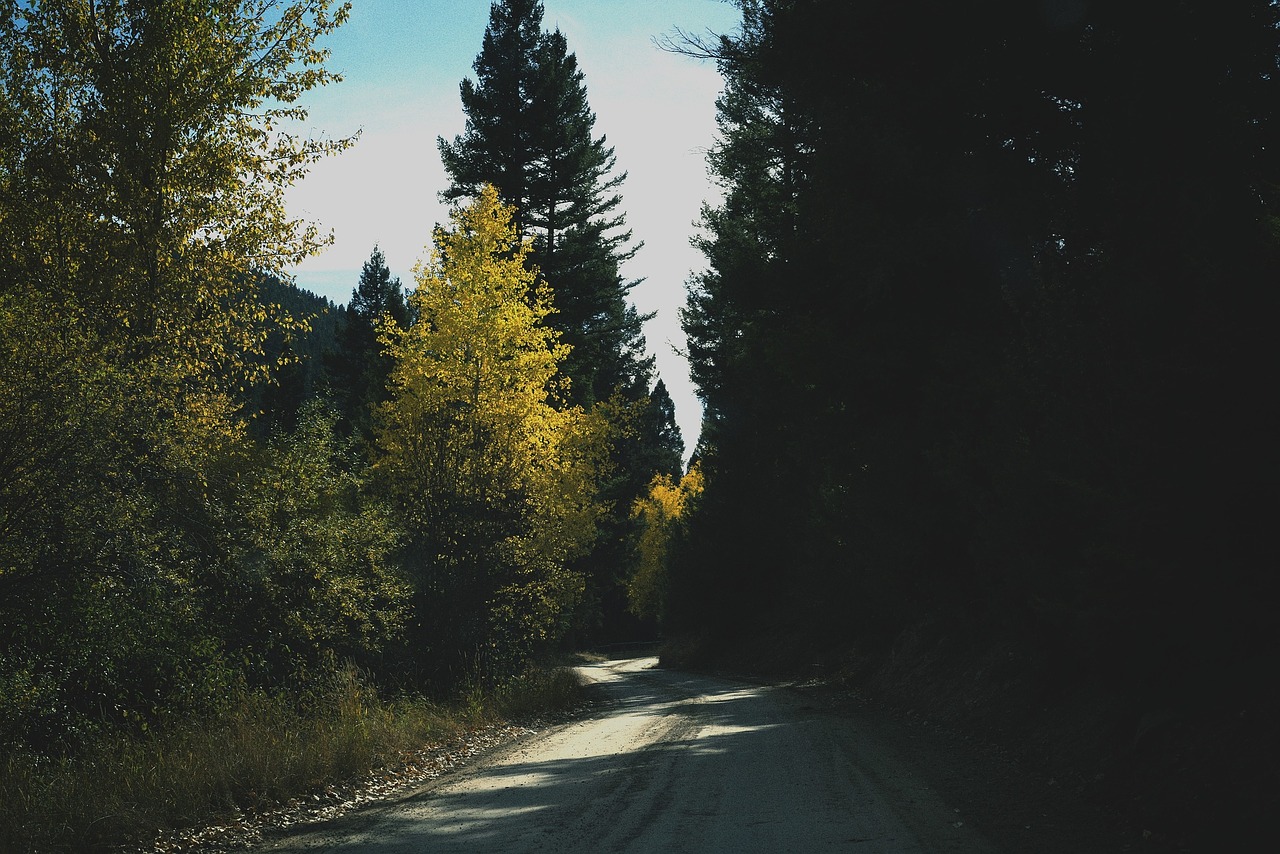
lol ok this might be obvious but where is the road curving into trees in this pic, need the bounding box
[259,658,1000,853]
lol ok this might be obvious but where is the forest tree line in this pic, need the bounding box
[0,0,682,757]
[653,0,1278,743]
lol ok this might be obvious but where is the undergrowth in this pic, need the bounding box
[0,662,584,853]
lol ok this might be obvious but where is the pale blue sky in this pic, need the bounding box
[286,0,741,454]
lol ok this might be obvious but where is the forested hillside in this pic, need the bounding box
[645,0,1278,847]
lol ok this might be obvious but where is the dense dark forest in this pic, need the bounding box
[653,0,1279,846]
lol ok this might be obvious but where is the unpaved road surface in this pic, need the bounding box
[258,657,1002,853]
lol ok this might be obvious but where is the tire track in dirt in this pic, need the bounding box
[257,657,999,853]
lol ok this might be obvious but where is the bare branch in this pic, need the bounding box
[653,26,725,61]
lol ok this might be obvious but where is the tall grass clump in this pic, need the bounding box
[490,665,584,720]
[0,661,583,852]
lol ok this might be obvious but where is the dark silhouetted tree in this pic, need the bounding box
[328,245,409,438]
[437,0,650,407]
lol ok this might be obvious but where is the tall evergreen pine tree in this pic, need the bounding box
[328,245,409,438]
[637,378,684,482]
[438,0,651,407]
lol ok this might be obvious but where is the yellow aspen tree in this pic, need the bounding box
[628,462,704,622]
[377,185,611,664]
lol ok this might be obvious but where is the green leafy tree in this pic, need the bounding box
[216,402,408,680]
[0,0,355,747]
[0,0,352,396]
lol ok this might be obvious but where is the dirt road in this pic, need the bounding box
[258,657,1004,853]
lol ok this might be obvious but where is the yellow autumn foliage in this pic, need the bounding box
[0,0,353,450]
[628,462,704,621]
[377,186,612,656]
